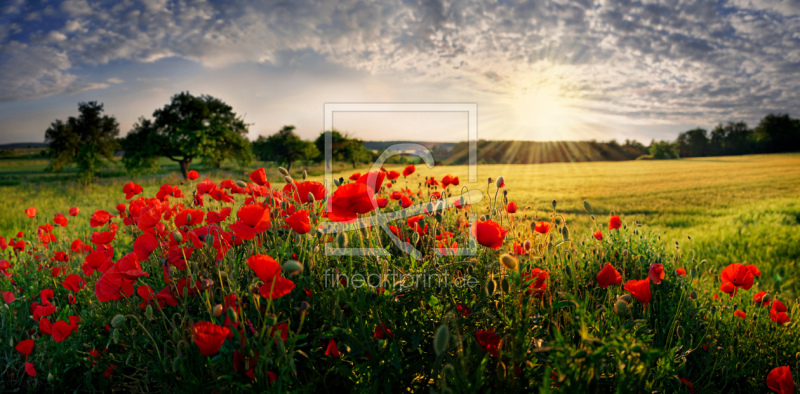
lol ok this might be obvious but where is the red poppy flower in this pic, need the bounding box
[373,323,394,340]
[766,366,795,394]
[387,170,400,180]
[675,268,687,276]
[512,242,525,255]
[679,378,694,393]
[746,264,761,277]
[476,329,501,357]
[356,171,386,193]
[506,201,517,214]
[228,204,271,240]
[53,213,68,227]
[648,264,665,285]
[137,204,163,232]
[534,221,551,234]
[593,230,603,241]
[15,339,34,359]
[193,321,230,356]
[720,263,754,297]
[472,220,508,249]
[402,165,415,177]
[2,291,14,304]
[249,168,268,186]
[122,182,143,199]
[247,255,295,299]
[175,208,204,228]
[754,291,770,306]
[285,210,311,234]
[734,310,746,319]
[51,320,74,342]
[624,279,651,310]
[283,181,326,204]
[770,300,790,326]
[206,207,232,225]
[596,263,622,289]
[62,274,85,292]
[608,215,622,230]
[407,215,429,235]
[39,318,52,334]
[25,207,36,218]
[25,362,36,377]
[187,170,199,180]
[325,339,340,357]
[441,174,454,188]
[328,182,378,222]
[523,269,549,296]
[456,303,472,317]
[69,207,79,216]
[349,172,361,181]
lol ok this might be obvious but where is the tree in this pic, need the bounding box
[313,130,371,168]
[710,121,753,156]
[676,128,709,158]
[44,101,120,181]
[122,92,252,179]
[252,125,319,171]
[649,140,679,159]
[755,114,800,153]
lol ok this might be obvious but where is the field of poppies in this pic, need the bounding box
[1,157,799,392]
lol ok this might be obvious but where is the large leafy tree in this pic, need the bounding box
[676,128,710,158]
[44,101,120,181]
[122,92,252,179]
[313,130,371,168]
[755,113,800,153]
[252,125,319,171]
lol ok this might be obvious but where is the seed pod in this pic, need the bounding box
[434,324,450,356]
[235,180,247,188]
[278,167,289,176]
[500,254,518,271]
[501,278,511,293]
[583,201,592,213]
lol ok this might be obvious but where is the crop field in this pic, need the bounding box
[0,153,798,392]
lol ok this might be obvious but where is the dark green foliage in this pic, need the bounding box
[43,101,120,181]
[252,125,319,170]
[314,130,372,168]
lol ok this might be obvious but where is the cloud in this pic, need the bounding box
[0,0,799,130]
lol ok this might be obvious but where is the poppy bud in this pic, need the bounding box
[689,269,697,278]
[48,373,54,383]
[112,328,120,344]
[552,200,557,210]
[302,170,307,180]
[282,260,304,275]
[145,304,153,320]
[480,215,486,221]
[564,265,572,277]
[619,294,632,304]
[614,299,628,315]
[228,306,238,323]
[205,235,214,249]
[336,233,349,248]
[561,226,570,240]
[307,192,316,203]
[496,176,504,188]
[690,291,697,300]
[524,240,532,251]
[111,314,126,328]
[434,324,449,356]
[761,294,771,304]
[279,167,289,176]
[213,304,223,317]
[501,278,511,293]
[172,230,183,243]
[284,175,294,184]
[299,301,310,312]
[500,254,518,271]
[235,180,247,188]
[487,177,492,185]
[333,178,341,187]
[486,279,496,295]
[583,201,592,213]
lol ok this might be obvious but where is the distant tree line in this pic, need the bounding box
[441,139,650,165]
[41,93,374,181]
[651,114,800,159]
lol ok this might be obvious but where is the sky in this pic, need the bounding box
[1,0,799,144]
